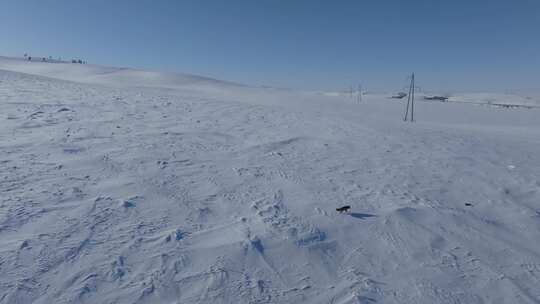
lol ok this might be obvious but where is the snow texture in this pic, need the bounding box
[1,56,540,303]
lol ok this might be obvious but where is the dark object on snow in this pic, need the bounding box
[424,95,449,101]
[391,92,407,99]
[336,205,351,213]
[465,203,472,206]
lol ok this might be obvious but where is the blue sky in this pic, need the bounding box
[1,0,539,91]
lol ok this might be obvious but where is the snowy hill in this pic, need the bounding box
[1,56,540,303]
[0,56,242,89]
[448,92,540,108]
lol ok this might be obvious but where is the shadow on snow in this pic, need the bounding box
[349,212,377,219]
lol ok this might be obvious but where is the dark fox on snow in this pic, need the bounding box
[336,205,351,213]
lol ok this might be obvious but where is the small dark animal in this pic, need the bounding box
[336,205,351,213]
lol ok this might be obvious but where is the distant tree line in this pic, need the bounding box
[23,53,87,64]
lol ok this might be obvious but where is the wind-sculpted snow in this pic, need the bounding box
[1,58,540,303]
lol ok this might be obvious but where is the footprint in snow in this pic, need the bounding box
[119,196,142,208]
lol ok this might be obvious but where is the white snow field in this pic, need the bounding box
[1,56,540,304]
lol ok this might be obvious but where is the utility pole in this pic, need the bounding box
[403,73,415,122]
[357,84,362,103]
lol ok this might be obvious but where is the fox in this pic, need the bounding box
[336,205,351,213]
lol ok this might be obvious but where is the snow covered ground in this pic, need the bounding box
[1,56,540,303]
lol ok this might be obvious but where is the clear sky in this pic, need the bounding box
[1,0,539,91]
